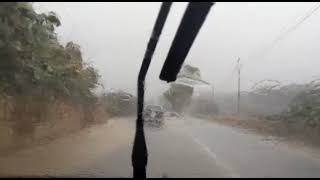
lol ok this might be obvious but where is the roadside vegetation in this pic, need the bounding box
[212,78,320,148]
[100,90,136,117]
[0,2,117,151]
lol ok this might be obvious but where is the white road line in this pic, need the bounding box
[188,133,240,178]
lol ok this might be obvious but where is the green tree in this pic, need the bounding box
[0,2,100,134]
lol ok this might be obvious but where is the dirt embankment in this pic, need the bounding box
[0,118,133,177]
[0,96,111,154]
[209,115,320,149]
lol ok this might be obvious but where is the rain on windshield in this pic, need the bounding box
[1,2,320,178]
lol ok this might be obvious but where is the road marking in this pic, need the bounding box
[188,133,240,178]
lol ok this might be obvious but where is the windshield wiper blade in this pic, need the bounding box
[133,2,214,178]
[132,2,172,178]
[160,2,214,83]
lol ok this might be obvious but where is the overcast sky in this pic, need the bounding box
[34,2,320,96]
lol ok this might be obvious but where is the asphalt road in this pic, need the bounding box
[1,116,320,178]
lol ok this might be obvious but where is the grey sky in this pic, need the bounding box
[34,2,320,96]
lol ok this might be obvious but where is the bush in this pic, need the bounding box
[267,79,320,128]
[0,2,100,134]
[100,90,136,117]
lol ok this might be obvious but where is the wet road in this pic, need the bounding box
[185,117,320,178]
[1,116,320,177]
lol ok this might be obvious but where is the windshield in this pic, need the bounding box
[1,2,320,178]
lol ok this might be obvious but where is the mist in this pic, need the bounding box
[34,2,320,96]
[2,3,320,177]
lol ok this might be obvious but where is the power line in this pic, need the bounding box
[250,3,320,61]
[271,3,320,47]
[218,4,320,95]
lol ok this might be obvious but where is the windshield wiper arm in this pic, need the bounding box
[132,2,172,178]
[132,2,214,178]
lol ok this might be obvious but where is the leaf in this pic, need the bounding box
[11,40,22,51]
[46,12,61,27]
[47,65,53,73]
[0,39,5,48]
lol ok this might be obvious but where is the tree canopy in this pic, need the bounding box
[0,2,99,102]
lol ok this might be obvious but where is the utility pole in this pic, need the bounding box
[212,85,214,99]
[237,58,241,115]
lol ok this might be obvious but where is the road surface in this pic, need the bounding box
[1,116,320,178]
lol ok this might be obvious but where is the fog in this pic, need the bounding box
[2,3,320,177]
[34,2,320,96]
